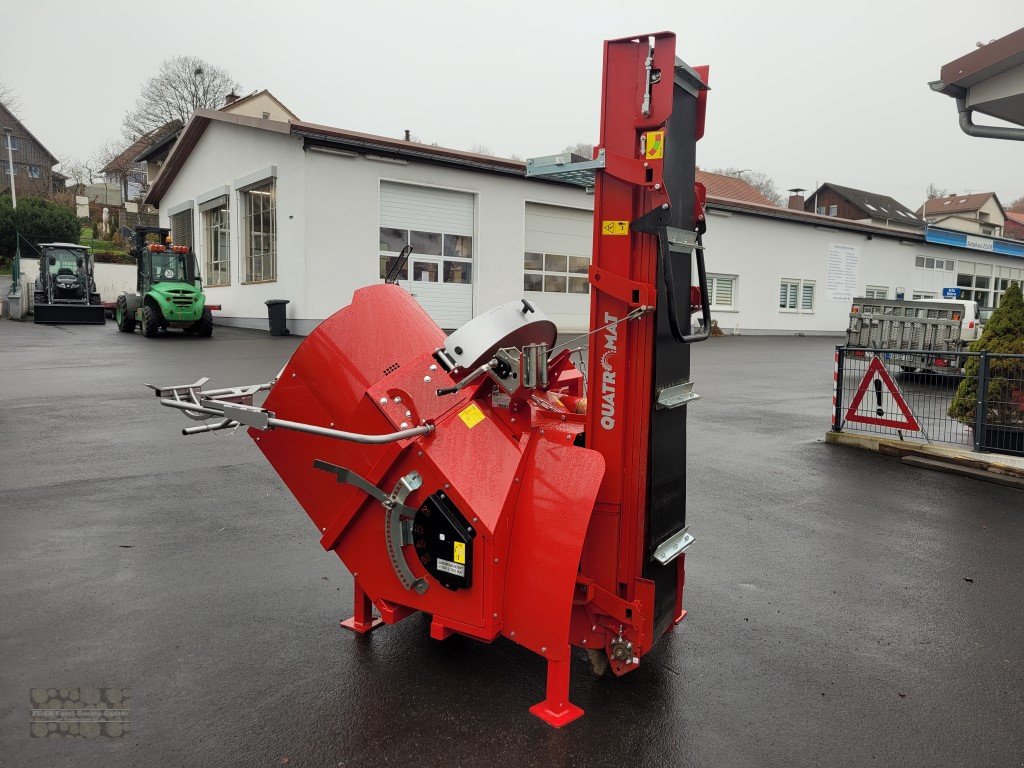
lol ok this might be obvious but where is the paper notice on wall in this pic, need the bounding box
[826,243,860,302]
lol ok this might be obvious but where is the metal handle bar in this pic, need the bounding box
[662,230,710,344]
[159,398,434,444]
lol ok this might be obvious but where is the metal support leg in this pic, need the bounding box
[529,651,583,728]
[340,581,383,634]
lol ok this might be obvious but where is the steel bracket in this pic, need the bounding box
[588,265,656,308]
[651,526,695,565]
[655,381,700,410]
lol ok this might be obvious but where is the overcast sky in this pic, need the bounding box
[4,0,1022,208]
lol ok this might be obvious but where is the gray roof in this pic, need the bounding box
[814,183,926,228]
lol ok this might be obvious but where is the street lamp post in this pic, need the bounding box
[3,126,24,319]
[3,127,16,209]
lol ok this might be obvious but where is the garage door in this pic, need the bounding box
[379,182,474,329]
[523,203,592,296]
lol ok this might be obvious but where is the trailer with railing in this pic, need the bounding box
[845,297,983,373]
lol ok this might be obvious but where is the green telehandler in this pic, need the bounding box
[115,227,214,338]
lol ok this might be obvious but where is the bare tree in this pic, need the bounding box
[1006,195,1024,213]
[0,78,21,116]
[708,167,783,206]
[563,142,594,159]
[926,183,950,200]
[122,56,240,140]
[468,143,493,156]
[58,155,99,190]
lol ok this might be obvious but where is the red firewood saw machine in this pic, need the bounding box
[150,32,711,727]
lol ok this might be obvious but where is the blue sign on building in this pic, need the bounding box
[942,287,960,299]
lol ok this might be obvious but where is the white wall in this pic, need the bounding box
[21,261,136,303]
[701,209,1024,334]
[153,118,1024,336]
[302,150,595,331]
[157,121,307,328]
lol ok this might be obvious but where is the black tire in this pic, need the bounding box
[142,304,161,338]
[116,296,137,333]
[193,307,213,338]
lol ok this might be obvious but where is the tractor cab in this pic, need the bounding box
[140,244,201,290]
[42,244,88,297]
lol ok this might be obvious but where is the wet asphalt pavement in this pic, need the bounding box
[1,321,1021,768]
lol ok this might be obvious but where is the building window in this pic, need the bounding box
[4,136,20,151]
[779,279,814,312]
[28,165,41,178]
[2,161,18,175]
[865,285,888,299]
[523,252,590,294]
[915,256,953,271]
[828,204,838,217]
[203,205,231,286]
[242,180,276,283]
[169,208,193,250]
[262,111,270,119]
[956,261,994,307]
[378,228,472,284]
[912,292,936,299]
[993,266,1023,306]
[707,274,736,310]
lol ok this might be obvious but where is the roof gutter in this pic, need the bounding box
[956,97,1024,141]
[294,130,528,179]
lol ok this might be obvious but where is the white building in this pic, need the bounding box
[145,109,1024,335]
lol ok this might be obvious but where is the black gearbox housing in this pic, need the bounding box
[413,491,476,591]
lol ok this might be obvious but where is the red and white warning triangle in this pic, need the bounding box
[844,357,920,431]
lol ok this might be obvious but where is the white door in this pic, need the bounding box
[523,203,593,331]
[379,182,474,329]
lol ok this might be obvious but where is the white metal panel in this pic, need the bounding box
[379,181,475,328]
[525,203,591,256]
[380,182,474,235]
[399,279,473,330]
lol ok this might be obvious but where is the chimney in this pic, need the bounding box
[404,129,411,141]
[787,188,807,211]
[224,92,239,107]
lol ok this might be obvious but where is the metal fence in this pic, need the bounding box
[832,347,1024,458]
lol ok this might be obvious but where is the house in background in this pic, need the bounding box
[135,90,298,193]
[0,101,65,197]
[1005,211,1024,240]
[801,182,925,232]
[917,192,1006,238]
[100,120,182,202]
[695,168,773,205]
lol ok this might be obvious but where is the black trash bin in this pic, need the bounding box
[265,299,290,336]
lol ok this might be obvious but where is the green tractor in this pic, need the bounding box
[115,227,214,338]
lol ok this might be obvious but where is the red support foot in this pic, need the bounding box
[529,652,583,727]
[339,582,383,634]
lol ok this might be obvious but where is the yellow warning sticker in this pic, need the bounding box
[458,402,486,429]
[601,220,629,236]
[644,130,665,159]
[453,541,466,564]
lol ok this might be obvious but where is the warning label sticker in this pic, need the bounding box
[644,130,665,159]
[453,541,466,564]
[601,220,629,236]
[436,558,465,577]
[458,402,486,429]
